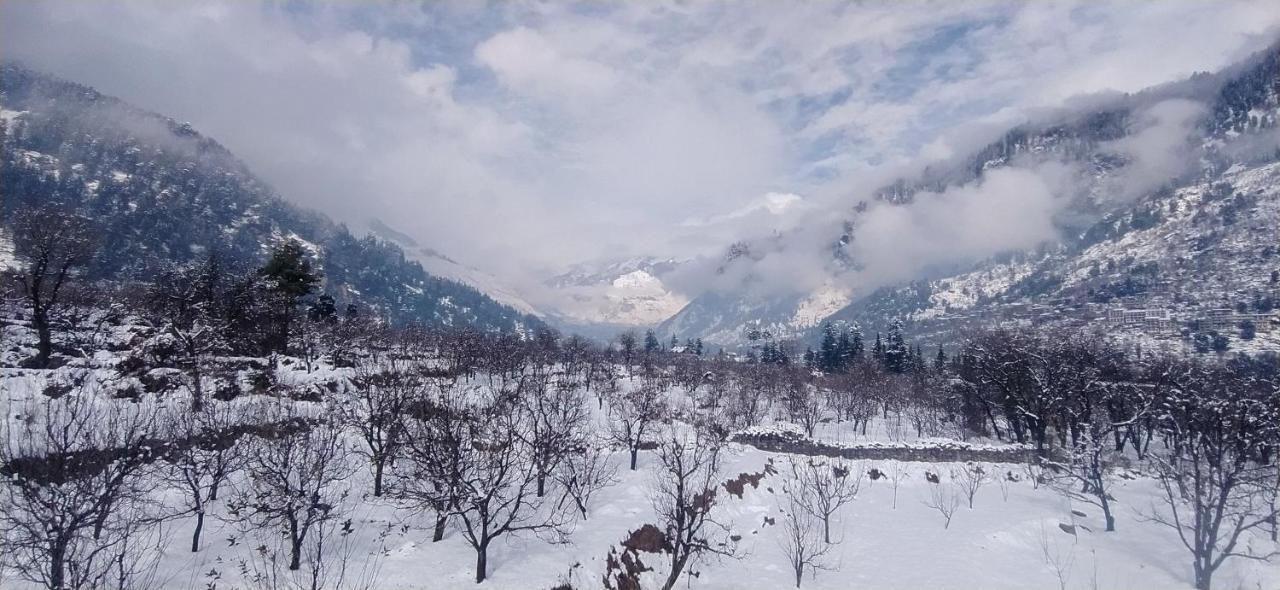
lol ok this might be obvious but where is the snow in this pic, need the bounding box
[1,316,1276,590]
[0,107,26,125]
[0,226,18,272]
[792,283,852,329]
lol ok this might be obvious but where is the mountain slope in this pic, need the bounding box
[662,40,1280,349]
[0,63,539,333]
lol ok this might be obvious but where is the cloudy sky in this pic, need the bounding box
[3,1,1278,297]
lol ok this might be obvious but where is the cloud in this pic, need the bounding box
[2,1,1278,310]
[1103,99,1207,201]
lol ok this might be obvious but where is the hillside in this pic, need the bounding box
[0,63,539,333]
[662,40,1280,351]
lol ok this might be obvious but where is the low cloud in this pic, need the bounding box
[3,1,1278,312]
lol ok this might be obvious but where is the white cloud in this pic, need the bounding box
[2,0,1277,306]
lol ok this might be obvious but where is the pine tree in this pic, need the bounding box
[883,319,910,374]
[644,330,661,354]
[872,332,885,366]
[934,344,947,372]
[259,238,320,353]
[846,327,864,362]
[819,323,840,372]
[694,338,704,356]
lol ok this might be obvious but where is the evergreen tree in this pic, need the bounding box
[883,319,910,374]
[694,338,704,356]
[259,239,320,353]
[934,344,947,372]
[846,327,864,363]
[670,334,679,350]
[872,332,885,366]
[644,330,661,354]
[819,323,840,372]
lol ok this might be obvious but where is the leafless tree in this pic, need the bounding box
[777,484,835,588]
[787,457,862,543]
[1146,362,1280,590]
[341,353,416,497]
[229,411,353,572]
[0,391,162,589]
[517,376,589,497]
[159,403,246,552]
[922,477,961,530]
[887,462,909,509]
[147,256,228,411]
[617,330,638,374]
[649,425,736,590]
[448,395,574,583]
[955,463,991,510]
[997,470,1018,502]
[11,207,95,368]
[555,434,619,519]
[1037,520,1077,590]
[395,385,471,543]
[608,383,667,470]
[785,379,825,438]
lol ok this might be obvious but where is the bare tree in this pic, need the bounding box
[777,484,835,588]
[555,435,619,519]
[787,457,862,543]
[955,463,991,510]
[341,354,415,497]
[517,376,589,497]
[649,425,736,590]
[159,403,245,552]
[229,412,353,572]
[448,396,573,583]
[147,256,227,412]
[1147,362,1280,590]
[1037,520,1077,590]
[887,462,909,509]
[922,478,961,530]
[784,379,825,438]
[11,207,95,368]
[0,391,161,589]
[395,386,471,543]
[608,383,667,470]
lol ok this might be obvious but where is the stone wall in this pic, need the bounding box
[729,431,1034,464]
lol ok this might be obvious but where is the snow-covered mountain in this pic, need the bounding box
[366,218,543,317]
[541,257,689,329]
[0,63,541,333]
[660,40,1280,349]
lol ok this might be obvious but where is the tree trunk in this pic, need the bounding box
[288,520,303,570]
[373,460,384,497]
[661,553,688,590]
[50,539,67,590]
[189,363,204,412]
[536,473,546,497]
[191,510,205,552]
[475,541,488,583]
[1193,560,1210,590]
[34,309,53,368]
[823,517,831,544]
[630,447,639,471]
[433,514,447,542]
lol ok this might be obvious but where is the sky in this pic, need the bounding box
[3,1,1279,303]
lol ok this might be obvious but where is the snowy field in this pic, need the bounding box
[2,367,1277,590]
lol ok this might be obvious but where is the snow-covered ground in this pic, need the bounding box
[122,439,1278,590]
[1,317,1276,590]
